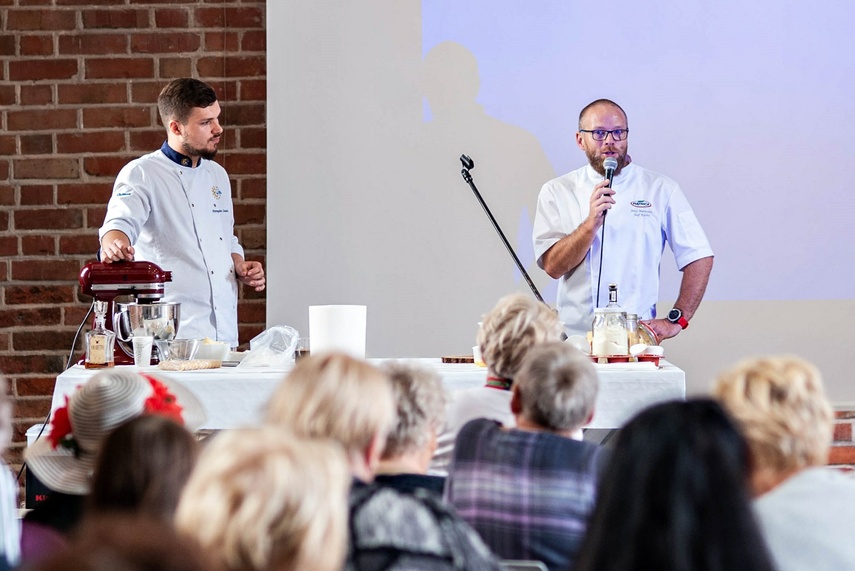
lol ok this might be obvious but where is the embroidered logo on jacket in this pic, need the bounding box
[211,186,223,200]
[630,200,652,208]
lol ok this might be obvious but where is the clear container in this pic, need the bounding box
[592,307,628,356]
[85,300,116,369]
[625,313,639,347]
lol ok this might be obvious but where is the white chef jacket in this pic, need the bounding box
[100,149,244,347]
[533,163,713,337]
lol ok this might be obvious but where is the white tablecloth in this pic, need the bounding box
[50,359,685,430]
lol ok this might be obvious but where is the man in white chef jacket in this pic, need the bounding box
[99,78,265,348]
[533,99,713,342]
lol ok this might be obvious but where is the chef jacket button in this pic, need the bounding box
[211,270,214,274]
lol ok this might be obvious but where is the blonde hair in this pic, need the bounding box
[515,342,599,431]
[175,428,350,571]
[478,293,563,380]
[380,361,448,459]
[266,352,396,457]
[713,355,833,473]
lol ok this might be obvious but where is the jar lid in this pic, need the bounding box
[594,307,625,314]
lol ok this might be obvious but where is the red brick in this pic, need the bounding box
[0,236,17,256]
[237,300,265,323]
[13,159,80,180]
[0,86,15,106]
[7,109,76,132]
[221,153,266,177]
[5,285,74,305]
[238,324,264,346]
[57,183,114,205]
[14,377,57,398]
[834,422,853,442]
[198,55,265,78]
[154,8,189,28]
[15,208,83,230]
[204,31,239,52]
[11,259,81,281]
[240,178,266,200]
[0,136,15,156]
[160,57,193,78]
[129,129,165,152]
[0,307,62,328]
[82,107,150,129]
[57,131,126,154]
[0,264,6,281]
[59,234,99,256]
[0,162,9,182]
[9,59,78,81]
[829,445,855,465]
[241,30,266,52]
[11,397,55,419]
[0,211,8,231]
[82,156,129,178]
[86,208,107,229]
[58,83,128,105]
[131,32,201,54]
[14,330,78,352]
[238,127,265,148]
[19,35,54,57]
[222,102,265,126]
[19,185,54,206]
[19,84,54,105]
[836,410,855,419]
[130,82,163,104]
[20,236,55,255]
[239,79,266,101]
[238,226,265,249]
[0,333,9,351]
[85,57,155,79]
[195,7,263,28]
[59,33,128,55]
[6,9,77,31]
[82,8,149,29]
[0,185,14,205]
[0,35,14,56]
[235,204,267,225]
[20,135,53,155]
[64,304,93,326]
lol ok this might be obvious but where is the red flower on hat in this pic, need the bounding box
[141,374,184,425]
[47,396,73,449]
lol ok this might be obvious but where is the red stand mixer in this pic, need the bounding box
[79,261,177,365]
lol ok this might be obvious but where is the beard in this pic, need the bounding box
[586,146,628,176]
[181,140,219,161]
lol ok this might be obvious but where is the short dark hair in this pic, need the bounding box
[575,399,775,571]
[157,78,218,126]
[578,98,628,130]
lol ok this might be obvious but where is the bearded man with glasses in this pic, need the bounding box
[532,99,714,342]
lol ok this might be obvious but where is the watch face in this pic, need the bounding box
[668,308,682,322]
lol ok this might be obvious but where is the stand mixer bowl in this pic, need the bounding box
[113,301,181,359]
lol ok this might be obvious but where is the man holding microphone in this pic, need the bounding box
[533,99,713,341]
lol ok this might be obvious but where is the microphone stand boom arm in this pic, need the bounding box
[459,154,544,303]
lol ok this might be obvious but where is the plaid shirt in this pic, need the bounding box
[445,419,607,571]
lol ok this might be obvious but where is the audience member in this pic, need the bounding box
[87,414,199,523]
[266,352,501,571]
[445,342,605,571]
[22,370,204,548]
[374,361,448,496]
[31,514,216,571]
[0,375,19,570]
[432,293,562,474]
[575,399,775,571]
[714,355,855,571]
[175,427,349,571]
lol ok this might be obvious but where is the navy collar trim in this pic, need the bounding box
[160,141,198,168]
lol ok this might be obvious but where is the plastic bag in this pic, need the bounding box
[236,325,299,369]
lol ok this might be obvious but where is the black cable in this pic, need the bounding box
[596,215,606,309]
[16,300,94,485]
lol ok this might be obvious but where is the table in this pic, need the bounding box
[50,359,685,431]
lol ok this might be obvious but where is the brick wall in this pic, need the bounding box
[0,1,267,468]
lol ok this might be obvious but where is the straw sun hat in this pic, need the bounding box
[25,369,206,495]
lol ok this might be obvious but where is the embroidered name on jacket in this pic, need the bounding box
[211,186,223,200]
[631,199,653,217]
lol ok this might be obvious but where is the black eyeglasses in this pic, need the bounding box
[579,129,629,141]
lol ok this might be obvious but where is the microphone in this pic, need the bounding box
[603,157,618,188]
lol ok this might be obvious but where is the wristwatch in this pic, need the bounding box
[667,308,689,330]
